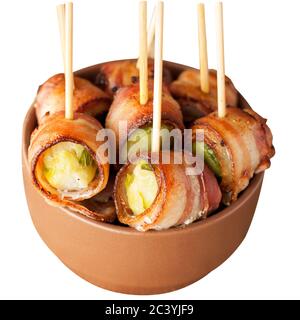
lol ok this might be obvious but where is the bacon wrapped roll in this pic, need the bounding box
[64,175,116,222]
[28,112,112,221]
[34,73,111,124]
[170,69,239,122]
[114,152,222,231]
[95,59,173,97]
[105,81,184,160]
[191,107,275,204]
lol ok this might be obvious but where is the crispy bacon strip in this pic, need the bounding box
[114,152,222,231]
[34,74,111,124]
[95,59,173,97]
[28,112,112,221]
[170,69,239,121]
[192,107,275,204]
[63,200,116,223]
[63,175,116,222]
[105,81,184,148]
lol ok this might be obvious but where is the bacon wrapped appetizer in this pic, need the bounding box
[105,81,184,160]
[191,107,275,204]
[114,152,222,231]
[34,73,111,124]
[28,112,113,222]
[170,69,239,122]
[65,175,116,222]
[95,59,173,97]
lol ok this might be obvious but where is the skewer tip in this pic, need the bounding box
[198,2,210,94]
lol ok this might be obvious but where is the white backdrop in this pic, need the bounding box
[0,0,299,300]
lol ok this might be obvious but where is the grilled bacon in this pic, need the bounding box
[191,107,275,204]
[114,152,222,231]
[64,175,116,222]
[170,69,239,122]
[34,74,111,124]
[105,81,184,148]
[28,112,113,222]
[95,59,173,97]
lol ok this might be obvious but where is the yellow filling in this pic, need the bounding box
[42,142,97,191]
[125,161,159,215]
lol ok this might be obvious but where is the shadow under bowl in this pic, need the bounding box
[22,60,263,295]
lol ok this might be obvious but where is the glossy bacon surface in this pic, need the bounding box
[105,81,184,147]
[35,74,111,124]
[114,152,222,231]
[28,112,111,221]
[95,59,173,97]
[170,69,239,121]
[192,107,275,204]
[64,175,116,222]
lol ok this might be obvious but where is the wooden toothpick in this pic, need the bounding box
[65,2,74,120]
[57,4,66,72]
[139,1,148,105]
[198,3,210,94]
[151,1,164,153]
[216,2,226,118]
[137,3,156,68]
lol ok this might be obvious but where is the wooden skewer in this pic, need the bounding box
[139,1,148,105]
[57,4,66,71]
[65,2,74,120]
[198,3,210,94]
[137,4,156,68]
[216,2,226,118]
[151,1,164,153]
[147,6,156,59]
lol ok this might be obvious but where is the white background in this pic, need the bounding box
[0,0,299,300]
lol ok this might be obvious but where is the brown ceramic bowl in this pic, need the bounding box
[22,61,264,295]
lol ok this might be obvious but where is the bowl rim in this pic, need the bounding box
[23,59,264,237]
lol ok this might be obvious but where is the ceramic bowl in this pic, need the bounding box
[22,61,264,295]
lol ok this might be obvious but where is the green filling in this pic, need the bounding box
[125,160,159,215]
[127,123,174,156]
[79,149,94,167]
[193,141,221,178]
[42,142,97,191]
